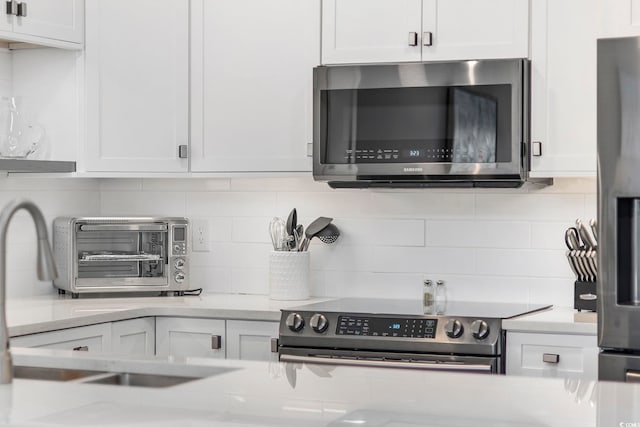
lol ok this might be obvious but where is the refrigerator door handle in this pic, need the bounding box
[626,370,640,383]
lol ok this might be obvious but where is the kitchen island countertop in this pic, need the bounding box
[1,346,637,427]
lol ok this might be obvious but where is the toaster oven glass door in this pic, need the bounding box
[75,224,167,287]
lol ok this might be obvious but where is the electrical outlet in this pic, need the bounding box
[192,219,210,252]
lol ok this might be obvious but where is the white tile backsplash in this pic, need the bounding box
[91,176,597,307]
[0,173,596,307]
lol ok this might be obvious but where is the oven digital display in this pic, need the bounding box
[173,227,185,242]
[336,316,437,338]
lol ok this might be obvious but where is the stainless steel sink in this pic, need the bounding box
[82,372,197,388]
[13,366,105,382]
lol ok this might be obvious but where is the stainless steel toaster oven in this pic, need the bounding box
[52,217,189,297]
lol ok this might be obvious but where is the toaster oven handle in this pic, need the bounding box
[279,354,493,372]
[79,224,168,232]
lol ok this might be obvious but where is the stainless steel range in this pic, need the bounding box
[278,298,551,374]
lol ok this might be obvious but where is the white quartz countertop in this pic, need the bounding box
[503,306,597,335]
[1,347,638,427]
[6,294,331,336]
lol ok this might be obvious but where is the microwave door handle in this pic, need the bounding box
[79,224,168,232]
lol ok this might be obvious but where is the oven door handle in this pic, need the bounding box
[279,354,493,372]
[79,224,168,232]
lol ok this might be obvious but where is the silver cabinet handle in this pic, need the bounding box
[542,353,560,364]
[408,32,418,46]
[531,141,543,157]
[178,144,189,159]
[16,1,24,17]
[422,31,433,46]
[72,346,89,352]
[5,0,16,15]
[270,338,279,353]
[211,335,222,350]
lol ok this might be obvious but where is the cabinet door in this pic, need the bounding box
[422,0,529,61]
[155,317,225,359]
[226,320,278,361]
[529,0,598,177]
[598,0,640,38]
[11,323,111,352]
[111,318,155,356]
[84,0,188,172]
[506,332,598,380]
[12,0,84,44]
[321,0,422,64]
[190,0,318,173]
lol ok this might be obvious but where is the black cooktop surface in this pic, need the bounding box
[289,298,551,320]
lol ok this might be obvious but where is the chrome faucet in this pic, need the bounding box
[0,200,57,384]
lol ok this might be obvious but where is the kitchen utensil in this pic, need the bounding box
[572,250,587,282]
[269,217,287,251]
[564,227,581,250]
[316,223,340,244]
[301,216,333,251]
[286,208,297,250]
[577,219,597,249]
[589,218,598,241]
[293,224,304,251]
[566,250,580,281]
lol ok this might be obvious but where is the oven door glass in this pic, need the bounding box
[76,229,166,282]
[320,84,511,166]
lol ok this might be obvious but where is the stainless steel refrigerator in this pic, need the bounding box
[598,36,640,382]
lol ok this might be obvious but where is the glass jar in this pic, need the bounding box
[435,280,447,314]
[423,279,434,307]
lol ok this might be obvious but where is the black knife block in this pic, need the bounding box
[574,281,597,312]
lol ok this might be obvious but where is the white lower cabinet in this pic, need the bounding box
[111,318,155,356]
[155,317,226,359]
[11,323,112,353]
[506,332,598,380]
[226,320,279,361]
[12,316,279,361]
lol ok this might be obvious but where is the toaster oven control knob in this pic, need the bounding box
[445,319,464,338]
[470,320,490,340]
[174,272,185,284]
[310,313,328,333]
[174,258,185,270]
[286,313,305,332]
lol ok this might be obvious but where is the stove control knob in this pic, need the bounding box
[471,320,490,340]
[310,313,329,333]
[445,319,464,338]
[286,313,305,332]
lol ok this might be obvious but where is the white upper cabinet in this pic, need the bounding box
[84,0,189,173]
[321,0,529,64]
[190,0,318,173]
[0,0,83,48]
[529,0,598,177]
[321,0,423,64]
[598,0,640,38]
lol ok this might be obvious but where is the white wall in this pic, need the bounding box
[100,176,597,307]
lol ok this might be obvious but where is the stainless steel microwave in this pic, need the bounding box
[313,59,542,188]
[52,217,189,297]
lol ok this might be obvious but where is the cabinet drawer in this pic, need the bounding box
[11,323,111,353]
[506,332,598,379]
